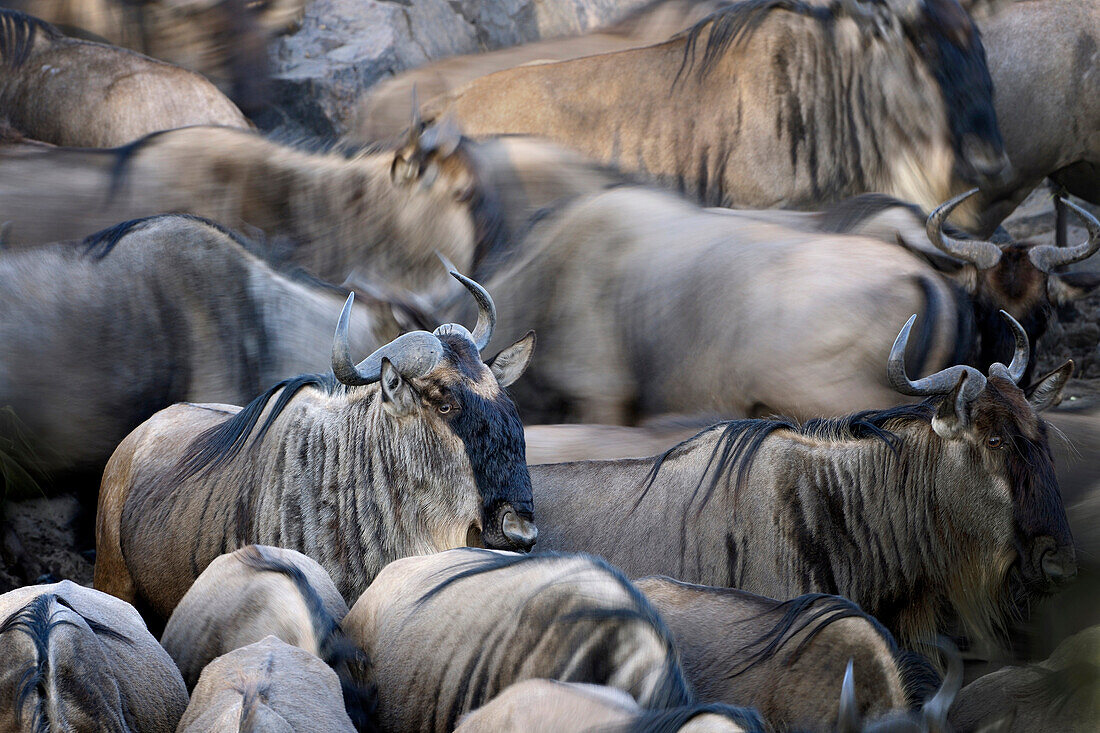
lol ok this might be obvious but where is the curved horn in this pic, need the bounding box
[926,189,1003,269]
[449,270,496,352]
[887,314,987,398]
[987,310,1029,384]
[837,660,861,733]
[332,293,444,386]
[406,85,422,146]
[1028,198,1100,272]
[922,637,963,729]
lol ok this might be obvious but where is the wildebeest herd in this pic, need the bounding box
[0,0,1098,730]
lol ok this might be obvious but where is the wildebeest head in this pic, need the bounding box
[889,310,1076,595]
[332,271,538,552]
[849,0,1008,187]
[926,189,1100,381]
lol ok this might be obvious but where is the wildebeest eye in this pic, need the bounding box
[987,436,1004,449]
[437,403,452,414]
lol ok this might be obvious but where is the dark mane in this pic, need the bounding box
[236,546,377,728]
[0,593,132,733]
[171,372,340,484]
[640,401,939,517]
[675,0,834,82]
[621,703,766,733]
[415,550,692,713]
[816,193,920,233]
[0,9,59,68]
[81,213,253,260]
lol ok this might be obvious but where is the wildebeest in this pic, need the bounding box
[354,0,731,141]
[0,214,393,492]
[635,576,912,730]
[468,185,967,423]
[342,548,765,733]
[530,313,1076,652]
[0,122,550,293]
[1,0,304,113]
[0,580,188,732]
[455,679,761,733]
[94,273,538,620]
[970,0,1100,238]
[160,545,372,729]
[919,189,1100,384]
[426,0,1009,226]
[176,635,359,733]
[948,624,1099,732]
[524,420,709,464]
[0,9,248,147]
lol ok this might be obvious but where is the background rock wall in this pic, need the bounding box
[266,0,649,137]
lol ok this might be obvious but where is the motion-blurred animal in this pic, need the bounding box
[426,0,1009,227]
[0,214,390,492]
[95,274,538,620]
[0,9,247,146]
[1,0,304,113]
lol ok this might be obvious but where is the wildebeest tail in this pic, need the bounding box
[907,274,966,379]
[895,649,942,709]
[0,593,131,733]
[614,702,767,733]
[235,546,378,730]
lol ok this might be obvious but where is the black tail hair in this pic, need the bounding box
[415,550,693,710]
[0,593,132,733]
[235,546,377,729]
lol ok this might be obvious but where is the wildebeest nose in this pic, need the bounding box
[1041,550,1077,585]
[501,510,538,551]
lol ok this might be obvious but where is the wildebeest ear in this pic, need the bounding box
[1026,361,1073,413]
[487,331,536,387]
[380,358,418,416]
[931,372,972,440]
[1047,271,1100,305]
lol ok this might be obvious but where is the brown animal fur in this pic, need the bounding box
[176,636,357,733]
[0,580,188,732]
[635,576,909,731]
[0,9,248,146]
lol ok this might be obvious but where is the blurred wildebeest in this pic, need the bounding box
[354,0,731,141]
[0,9,248,147]
[469,185,968,423]
[456,679,761,733]
[838,639,962,733]
[0,214,395,494]
[343,548,765,733]
[970,0,1100,238]
[0,123,604,292]
[160,546,374,728]
[635,576,913,730]
[525,419,708,464]
[1,0,304,113]
[426,0,1009,227]
[530,314,1077,652]
[176,636,359,733]
[0,580,188,732]
[95,274,538,620]
[738,189,1100,385]
[948,625,1100,732]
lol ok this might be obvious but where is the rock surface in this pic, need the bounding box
[266,0,649,137]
